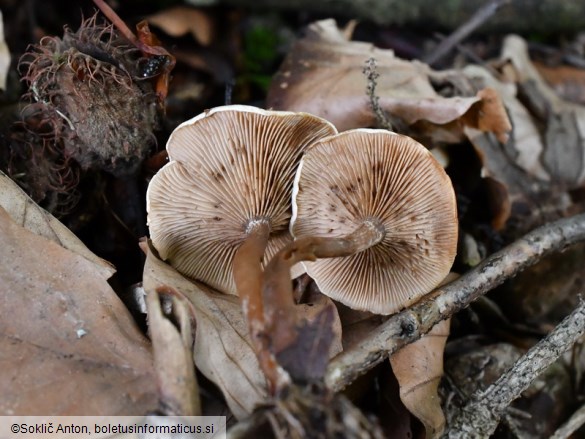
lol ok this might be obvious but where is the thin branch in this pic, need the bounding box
[424,0,510,66]
[550,403,585,439]
[326,213,585,391]
[445,299,585,438]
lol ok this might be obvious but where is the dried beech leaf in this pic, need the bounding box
[462,87,512,144]
[267,19,488,134]
[501,35,585,187]
[0,206,158,415]
[463,65,550,181]
[146,290,201,415]
[142,241,266,419]
[277,289,343,383]
[390,318,451,439]
[146,6,213,46]
[0,171,114,276]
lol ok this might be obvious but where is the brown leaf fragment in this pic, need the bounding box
[0,206,158,415]
[146,6,213,46]
[146,288,201,415]
[534,61,585,105]
[142,241,267,419]
[463,65,550,182]
[462,87,512,144]
[390,319,451,439]
[0,171,114,276]
[275,305,336,384]
[501,35,585,187]
[267,19,481,132]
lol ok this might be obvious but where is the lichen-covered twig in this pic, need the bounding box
[424,0,510,66]
[326,213,585,391]
[444,299,585,438]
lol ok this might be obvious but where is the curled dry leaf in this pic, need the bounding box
[461,87,512,145]
[0,171,114,275]
[276,290,343,384]
[390,319,450,439]
[142,240,266,419]
[0,206,158,415]
[388,272,457,439]
[146,6,213,46]
[501,35,585,187]
[146,289,201,415]
[463,64,550,182]
[267,18,510,142]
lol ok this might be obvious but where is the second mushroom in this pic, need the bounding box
[290,129,458,314]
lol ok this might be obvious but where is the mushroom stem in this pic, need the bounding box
[233,220,290,394]
[262,220,385,354]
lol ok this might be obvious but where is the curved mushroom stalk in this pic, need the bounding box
[233,219,385,394]
[240,221,383,390]
[232,220,290,394]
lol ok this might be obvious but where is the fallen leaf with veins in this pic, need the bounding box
[388,273,457,439]
[0,206,158,415]
[267,18,510,143]
[0,171,114,276]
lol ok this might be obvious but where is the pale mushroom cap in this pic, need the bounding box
[147,105,337,294]
[291,129,458,315]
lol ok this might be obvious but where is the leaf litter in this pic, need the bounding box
[2,4,585,438]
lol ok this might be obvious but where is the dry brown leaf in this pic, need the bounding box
[146,289,201,415]
[0,206,158,415]
[276,285,344,383]
[534,61,585,105]
[501,35,585,187]
[388,273,458,439]
[0,171,114,276]
[146,6,213,46]
[462,87,512,144]
[390,319,450,439]
[267,19,508,137]
[463,65,550,182]
[142,241,267,419]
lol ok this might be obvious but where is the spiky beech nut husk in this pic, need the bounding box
[19,14,160,176]
[5,104,81,215]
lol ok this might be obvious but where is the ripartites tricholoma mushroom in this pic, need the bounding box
[290,129,458,314]
[147,105,337,295]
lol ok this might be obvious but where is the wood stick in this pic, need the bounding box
[445,299,585,438]
[326,213,585,391]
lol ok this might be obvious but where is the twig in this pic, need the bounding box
[325,213,585,391]
[445,299,585,438]
[550,403,585,439]
[363,58,393,131]
[424,0,510,66]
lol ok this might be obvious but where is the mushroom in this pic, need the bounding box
[290,129,458,314]
[146,105,337,295]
